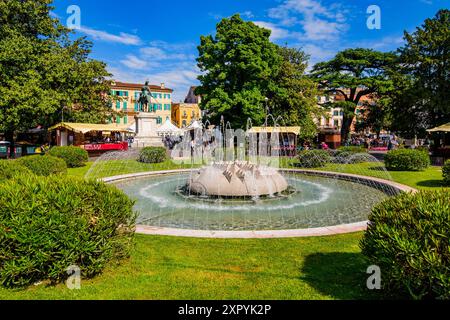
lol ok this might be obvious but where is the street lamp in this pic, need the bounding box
[264,97,269,127]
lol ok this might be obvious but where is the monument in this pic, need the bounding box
[133,81,164,147]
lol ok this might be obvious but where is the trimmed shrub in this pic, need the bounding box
[16,155,67,176]
[0,175,137,288]
[48,146,88,168]
[138,147,167,164]
[0,160,33,182]
[384,149,430,171]
[360,190,450,299]
[335,146,367,156]
[297,150,331,168]
[333,152,373,164]
[443,160,450,185]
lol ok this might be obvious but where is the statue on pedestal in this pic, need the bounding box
[138,81,152,112]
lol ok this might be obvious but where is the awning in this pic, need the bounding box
[156,119,183,136]
[248,126,301,135]
[48,122,133,134]
[186,120,203,130]
[427,122,450,133]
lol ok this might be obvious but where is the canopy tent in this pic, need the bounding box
[248,126,301,135]
[186,120,203,130]
[48,122,133,134]
[156,119,183,136]
[427,122,450,133]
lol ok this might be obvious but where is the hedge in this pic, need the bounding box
[443,160,450,185]
[297,150,331,168]
[16,155,67,176]
[138,147,167,164]
[384,149,430,171]
[0,175,137,288]
[0,160,33,182]
[360,190,450,299]
[48,146,89,168]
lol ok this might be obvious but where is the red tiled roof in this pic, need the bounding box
[111,81,173,92]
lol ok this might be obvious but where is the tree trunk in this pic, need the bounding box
[5,130,15,159]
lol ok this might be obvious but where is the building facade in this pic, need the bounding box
[110,81,173,126]
[171,103,202,128]
[316,89,377,133]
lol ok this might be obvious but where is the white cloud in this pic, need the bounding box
[120,55,148,69]
[266,0,349,41]
[253,21,295,40]
[241,11,255,19]
[79,26,142,45]
[140,47,193,61]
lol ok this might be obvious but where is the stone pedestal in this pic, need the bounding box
[133,112,163,147]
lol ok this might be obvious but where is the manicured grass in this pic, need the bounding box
[0,233,381,300]
[4,157,443,300]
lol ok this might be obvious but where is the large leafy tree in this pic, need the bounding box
[311,48,396,140]
[195,14,282,129]
[270,46,320,139]
[389,9,450,136]
[0,0,112,155]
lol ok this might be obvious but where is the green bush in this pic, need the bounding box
[48,146,89,168]
[297,150,331,168]
[16,155,67,176]
[0,160,33,182]
[360,190,450,299]
[443,160,450,185]
[138,147,167,164]
[0,175,137,288]
[336,146,367,155]
[384,149,430,171]
[333,152,373,164]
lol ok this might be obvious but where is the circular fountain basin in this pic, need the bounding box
[188,162,289,197]
[110,170,416,237]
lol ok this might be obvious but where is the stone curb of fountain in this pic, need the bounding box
[102,168,418,239]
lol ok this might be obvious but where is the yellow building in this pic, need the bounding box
[110,81,173,126]
[171,103,202,128]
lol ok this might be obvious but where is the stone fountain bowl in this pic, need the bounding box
[187,161,289,197]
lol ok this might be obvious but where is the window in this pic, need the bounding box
[333,110,339,116]
[116,101,120,109]
[340,111,344,116]
[153,103,158,111]
[124,116,128,124]
[158,104,162,110]
[334,120,339,127]
[134,103,139,111]
[167,94,171,99]
[164,104,171,110]
[159,94,162,99]
[123,102,128,110]
[157,117,162,124]
[117,116,121,124]
[182,120,187,127]
[152,93,157,99]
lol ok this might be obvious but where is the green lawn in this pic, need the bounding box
[0,233,381,300]
[2,158,445,300]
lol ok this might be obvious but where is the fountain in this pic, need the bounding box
[87,114,410,234]
[187,161,289,197]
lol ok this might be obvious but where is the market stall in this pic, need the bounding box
[427,122,450,163]
[48,122,133,153]
[248,126,300,157]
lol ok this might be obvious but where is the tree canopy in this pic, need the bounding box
[311,48,396,140]
[196,14,318,135]
[388,9,450,136]
[0,0,113,147]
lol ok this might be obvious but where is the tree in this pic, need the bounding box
[355,97,392,137]
[311,48,396,140]
[270,46,321,139]
[195,14,282,129]
[0,0,112,156]
[389,9,450,136]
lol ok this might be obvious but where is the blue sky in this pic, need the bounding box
[51,0,448,101]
